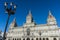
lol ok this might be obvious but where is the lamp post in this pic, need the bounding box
[3,2,16,40]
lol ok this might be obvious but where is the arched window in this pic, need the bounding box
[27,28,30,35]
[39,38,41,40]
[46,38,49,40]
[27,38,30,40]
[43,38,45,40]
[23,38,25,40]
[53,38,57,40]
[36,38,38,40]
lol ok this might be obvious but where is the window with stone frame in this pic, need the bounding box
[27,27,30,35]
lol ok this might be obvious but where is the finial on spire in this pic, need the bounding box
[49,10,52,15]
[9,17,17,28]
[13,17,16,23]
[28,10,32,16]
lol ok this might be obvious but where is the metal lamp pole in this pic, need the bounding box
[3,2,16,40]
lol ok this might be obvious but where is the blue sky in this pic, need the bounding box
[0,0,60,32]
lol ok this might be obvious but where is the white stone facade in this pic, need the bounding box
[0,30,3,40]
[6,10,60,40]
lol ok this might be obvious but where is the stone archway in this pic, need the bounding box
[23,38,25,40]
[53,38,57,40]
[27,38,30,40]
[39,38,41,40]
[43,38,45,40]
[36,38,38,40]
[46,38,49,40]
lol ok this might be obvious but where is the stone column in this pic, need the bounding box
[34,38,36,40]
[49,37,53,40]
[21,38,23,40]
[30,38,32,40]
[38,38,39,40]
[41,38,43,40]
[25,38,26,40]
[56,37,59,40]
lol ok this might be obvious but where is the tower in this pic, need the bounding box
[24,10,36,27]
[9,18,17,29]
[26,10,33,23]
[47,10,57,25]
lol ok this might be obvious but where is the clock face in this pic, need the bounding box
[27,28,30,35]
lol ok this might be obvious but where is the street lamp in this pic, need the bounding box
[3,2,16,40]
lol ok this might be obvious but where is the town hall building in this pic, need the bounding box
[6,10,60,40]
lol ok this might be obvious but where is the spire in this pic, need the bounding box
[47,10,57,25]
[13,17,16,23]
[26,10,33,23]
[49,10,52,16]
[28,10,32,17]
[48,10,54,18]
[9,17,17,28]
